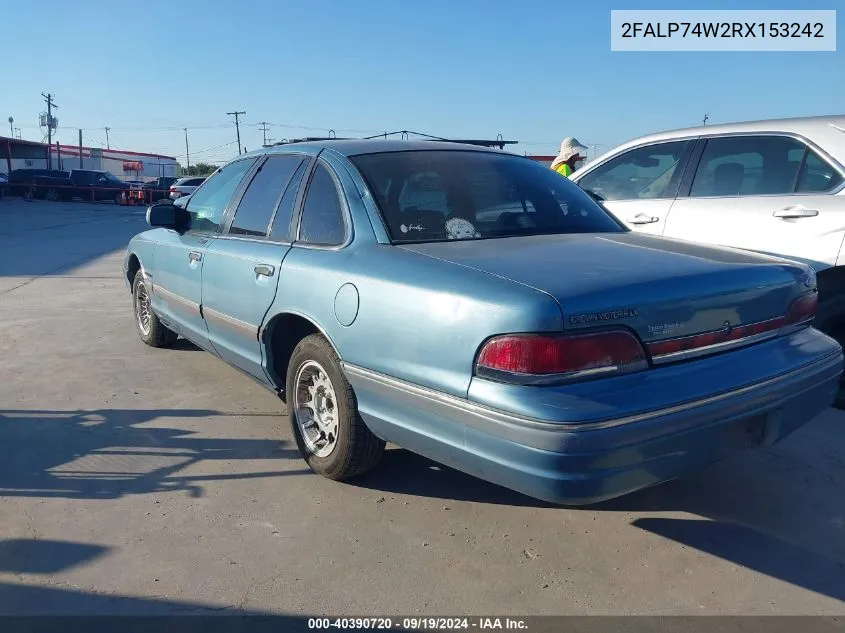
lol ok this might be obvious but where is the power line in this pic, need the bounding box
[191,140,237,155]
[246,120,382,134]
[226,110,246,155]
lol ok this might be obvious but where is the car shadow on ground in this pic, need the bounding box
[169,338,204,352]
[0,201,147,278]
[0,539,111,575]
[353,412,845,603]
[0,581,275,621]
[0,408,308,500]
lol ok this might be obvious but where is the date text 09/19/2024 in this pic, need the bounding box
[307,617,528,630]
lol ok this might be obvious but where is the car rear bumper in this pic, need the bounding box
[344,328,843,505]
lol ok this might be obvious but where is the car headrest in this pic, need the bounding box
[712,162,745,195]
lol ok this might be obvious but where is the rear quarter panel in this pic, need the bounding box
[271,244,564,398]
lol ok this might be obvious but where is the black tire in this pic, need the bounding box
[815,294,845,409]
[132,270,177,348]
[286,334,384,480]
[115,193,123,205]
[45,188,59,202]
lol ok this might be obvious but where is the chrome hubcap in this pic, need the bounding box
[294,360,339,457]
[135,282,152,336]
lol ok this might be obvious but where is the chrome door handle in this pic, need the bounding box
[188,251,202,262]
[773,206,819,219]
[254,264,275,277]
[627,213,660,225]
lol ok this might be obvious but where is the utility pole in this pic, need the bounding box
[42,92,58,169]
[104,127,110,149]
[702,113,710,126]
[78,129,83,168]
[259,121,270,147]
[184,128,190,169]
[227,110,246,155]
[7,117,13,136]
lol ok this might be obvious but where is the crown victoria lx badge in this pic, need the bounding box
[569,307,638,325]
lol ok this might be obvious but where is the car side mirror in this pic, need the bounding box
[147,202,189,232]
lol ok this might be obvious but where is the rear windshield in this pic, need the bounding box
[350,150,624,243]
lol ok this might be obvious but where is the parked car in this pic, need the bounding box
[7,168,69,197]
[124,140,842,505]
[34,169,131,203]
[570,114,845,405]
[169,176,206,200]
[143,177,179,203]
[0,173,7,199]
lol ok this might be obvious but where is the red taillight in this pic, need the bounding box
[647,291,819,360]
[169,186,176,192]
[476,330,647,380]
[647,317,784,358]
[784,291,818,326]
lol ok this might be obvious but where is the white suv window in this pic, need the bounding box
[797,149,844,193]
[690,135,809,197]
[577,141,690,201]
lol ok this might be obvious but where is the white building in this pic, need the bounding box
[1,136,178,181]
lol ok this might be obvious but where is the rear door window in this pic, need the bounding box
[689,135,807,197]
[270,158,310,241]
[577,141,691,201]
[228,155,304,238]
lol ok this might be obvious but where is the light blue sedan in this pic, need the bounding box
[123,139,842,504]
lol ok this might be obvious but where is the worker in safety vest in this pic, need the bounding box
[550,137,588,178]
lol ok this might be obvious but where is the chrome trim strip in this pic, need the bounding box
[153,285,200,314]
[476,361,647,386]
[650,329,781,365]
[342,352,842,433]
[203,307,258,336]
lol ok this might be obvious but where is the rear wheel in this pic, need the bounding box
[132,270,177,347]
[45,188,60,202]
[287,334,385,480]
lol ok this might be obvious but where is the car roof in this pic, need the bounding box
[578,114,845,172]
[259,138,504,158]
[631,114,845,143]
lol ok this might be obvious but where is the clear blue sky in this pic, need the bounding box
[3,0,842,164]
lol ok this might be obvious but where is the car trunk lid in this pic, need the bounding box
[399,232,809,352]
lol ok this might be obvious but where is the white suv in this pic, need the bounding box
[571,114,845,403]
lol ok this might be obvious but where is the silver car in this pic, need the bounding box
[168,176,206,200]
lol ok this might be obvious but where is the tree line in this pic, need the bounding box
[176,162,217,177]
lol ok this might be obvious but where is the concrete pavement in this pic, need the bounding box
[0,200,843,616]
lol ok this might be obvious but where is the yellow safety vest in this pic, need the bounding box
[553,163,573,178]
